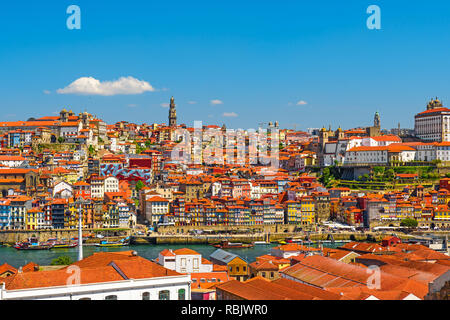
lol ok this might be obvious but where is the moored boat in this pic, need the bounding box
[253,241,270,245]
[46,238,78,249]
[212,240,254,249]
[95,236,130,248]
[14,238,53,250]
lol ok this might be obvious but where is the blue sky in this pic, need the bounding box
[1,1,450,130]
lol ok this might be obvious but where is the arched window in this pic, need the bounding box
[142,292,150,300]
[178,289,186,300]
[105,295,117,300]
[158,290,170,300]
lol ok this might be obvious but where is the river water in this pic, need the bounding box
[0,242,345,268]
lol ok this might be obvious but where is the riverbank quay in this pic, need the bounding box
[130,230,436,245]
[1,228,446,246]
[0,228,131,245]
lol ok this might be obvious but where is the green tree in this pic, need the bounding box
[135,180,145,192]
[51,255,74,266]
[400,218,418,228]
[319,167,332,187]
[431,159,442,165]
[384,168,395,180]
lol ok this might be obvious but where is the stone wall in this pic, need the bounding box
[0,228,131,244]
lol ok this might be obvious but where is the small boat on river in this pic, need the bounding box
[14,238,53,250]
[95,236,130,248]
[212,240,254,249]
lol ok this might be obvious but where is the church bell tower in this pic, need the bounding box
[169,96,177,127]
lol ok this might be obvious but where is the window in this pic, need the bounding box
[105,295,117,300]
[79,297,91,300]
[159,290,170,300]
[142,292,150,300]
[236,266,240,272]
[262,272,266,278]
[178,289,186,300]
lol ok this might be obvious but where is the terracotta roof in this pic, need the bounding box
[3,251,180,291]
[216,277,340,300]
[0,263,17,275]
[173,248,200,256]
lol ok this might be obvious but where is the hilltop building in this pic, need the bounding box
[414,98,450,142]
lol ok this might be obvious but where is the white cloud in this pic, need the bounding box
[43,90,51,95]
[296,100,308,105]
[210,99,224,105]
[160,103,170,108]
[57,76,155,96]
[188,101,197,105]
[223,112,238,117]
[127,104,138,108]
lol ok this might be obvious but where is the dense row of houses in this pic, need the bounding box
[0,103,450,232]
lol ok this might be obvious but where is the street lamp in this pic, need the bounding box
[75,197,90,261]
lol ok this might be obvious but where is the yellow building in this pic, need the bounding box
[227,256,249,282]
[434,205,450,221]
[285,201,301,224]
[210,250,249,282]
[300,196,315,225]
[25,208,41,230]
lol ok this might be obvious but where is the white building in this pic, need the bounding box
[144,195,169,225]
[158,248,213,274]
[0,251,191,300]
[118,202,132,228]
[250,182,261,199]
[346,145,416,165]
[0,156,26,168]
[52,181,73,199]
[436,141,450,162]
[58,122,82,139]
[415,142,437,162]
[104,176,119,193]
[89,175,119,199]
[323,135,402,166]
[414,98,450,142]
